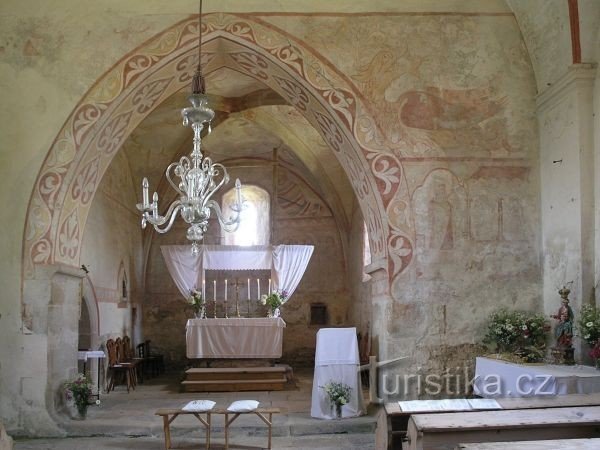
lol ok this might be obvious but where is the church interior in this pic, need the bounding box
[2,0,600,449]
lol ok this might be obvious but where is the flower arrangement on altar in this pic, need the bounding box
[577,304,600,366]
[321,380,352,418]
[260,290,287,317]
[188,289,205,318]
[483,308,549,363]
[64,373,97,419]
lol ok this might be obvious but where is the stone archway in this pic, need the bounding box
[22,14,414,318]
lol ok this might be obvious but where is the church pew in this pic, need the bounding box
[455,438,600,450]
[377,393,600,449]
[155,406,280,449]
[406,406,600,450]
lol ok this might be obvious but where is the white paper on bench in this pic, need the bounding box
[182,400,216,412]
[467,398,502,409]
[399,399,472,412]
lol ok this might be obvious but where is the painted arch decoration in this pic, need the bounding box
[23,13,414,288]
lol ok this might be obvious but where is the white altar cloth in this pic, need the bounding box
[473,356,600,398]
[186,318,286,359]
[311,328,365,419]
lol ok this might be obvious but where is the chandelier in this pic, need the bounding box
[136,0,243,254]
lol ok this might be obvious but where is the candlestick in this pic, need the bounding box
[225,279,228,300]
[247,278,250,300]
[212,281,217,318]
[257,278,260,298]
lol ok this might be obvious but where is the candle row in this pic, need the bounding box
[201,278,272,300]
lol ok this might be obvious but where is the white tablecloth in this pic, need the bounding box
[311,328,365,419]
[186,318,286,358]
[77,350,106,362]
[474,356,600,398]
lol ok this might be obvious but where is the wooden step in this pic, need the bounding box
[182,377,287,392]
[185,367,286,382]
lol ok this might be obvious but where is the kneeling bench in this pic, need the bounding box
[155,406,280,449]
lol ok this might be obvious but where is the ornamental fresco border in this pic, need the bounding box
[22,13,414,290]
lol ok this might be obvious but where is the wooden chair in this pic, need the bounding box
[145,340,165,376]
[106,338,135,393]
[122,336,144,383]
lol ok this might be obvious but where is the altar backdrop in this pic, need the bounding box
[161,245,314,302]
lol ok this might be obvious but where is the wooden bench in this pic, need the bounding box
[155,406,280,449]
[377,393,600,449]
[406,406,600,450]
[456,438,600,450]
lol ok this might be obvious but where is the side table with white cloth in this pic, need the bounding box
[77,350,106,399]
[474,356,600,398]
[311,327,366,419]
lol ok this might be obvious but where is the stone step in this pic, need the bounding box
[185,366,286,381]
[181,377,287,392]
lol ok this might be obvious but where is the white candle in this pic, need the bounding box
[268,278,272,295]
[213,280,216,301]
[225,279,228,300]
[202,279,205,299]
[247,278,250,300]
[257,278,260,298]
[142,178,149,207]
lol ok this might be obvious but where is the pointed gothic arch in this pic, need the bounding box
[22,14,415,314]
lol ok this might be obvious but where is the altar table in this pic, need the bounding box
[474,356,600,398]
[186,318,286,359]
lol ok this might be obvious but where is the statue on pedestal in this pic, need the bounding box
[551,286,575,365]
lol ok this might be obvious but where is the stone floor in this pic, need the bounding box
[13,369,378,450]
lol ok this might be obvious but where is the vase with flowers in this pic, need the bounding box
[322,380,352,419]
[260,290,287,318]
[188,289,205,319]
[64,373,95,419]
[577,304,600,368]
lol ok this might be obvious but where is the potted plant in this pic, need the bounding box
[322,380,352,419]
[188,289,205,318]
[64,373,94,419]
[260,290,287,317]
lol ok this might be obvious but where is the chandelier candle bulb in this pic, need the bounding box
[142,178,149,207]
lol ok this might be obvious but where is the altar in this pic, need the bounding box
[186,317,286,359]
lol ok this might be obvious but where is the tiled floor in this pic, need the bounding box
[13,368,377,450]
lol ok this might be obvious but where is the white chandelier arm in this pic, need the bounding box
[205,199,242,231]
[199,161,229,207]
[145,200,183,232]
[166,159,189,196]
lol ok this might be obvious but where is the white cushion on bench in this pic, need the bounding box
[227,400,259,412]
[182,400,216,412]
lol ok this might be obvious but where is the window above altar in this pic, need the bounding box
[222,185,270,246]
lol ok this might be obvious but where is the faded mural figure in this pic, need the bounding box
[428,180,453,250]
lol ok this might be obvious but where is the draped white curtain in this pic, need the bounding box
[161,245,314,301]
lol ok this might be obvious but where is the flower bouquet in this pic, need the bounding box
[322,380,352,418]
[577,304,600,367]
[260,290,287,317]
[188,289,205,318]
[64,373,96,419]
[483,309,549,363]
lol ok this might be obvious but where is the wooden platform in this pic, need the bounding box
[182,366,287,392]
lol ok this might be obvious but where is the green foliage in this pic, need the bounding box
[64,373,92,412]
[188,289,204,314]
[260,290,288,310]
[484,309,549,362]
[577,304,600,346]
[322,380,352,406]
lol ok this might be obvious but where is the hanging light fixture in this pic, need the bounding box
[136,0,243,254]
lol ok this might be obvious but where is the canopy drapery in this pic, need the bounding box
[161,245,314,301]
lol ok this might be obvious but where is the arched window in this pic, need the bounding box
[222,185,270,246]
[363,222,372,281]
